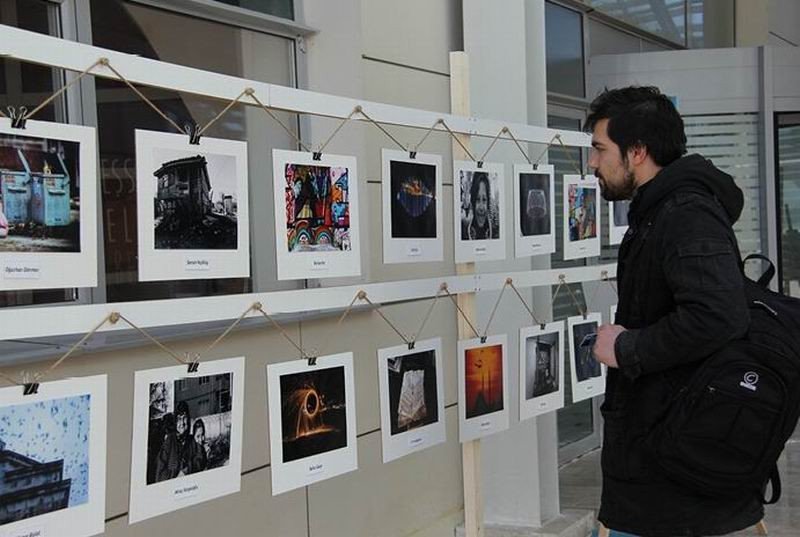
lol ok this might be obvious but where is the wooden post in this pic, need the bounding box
[450,51,483,537]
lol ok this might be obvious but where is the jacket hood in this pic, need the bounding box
[631,154,744,224]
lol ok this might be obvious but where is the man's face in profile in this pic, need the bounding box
[589,118,637,201]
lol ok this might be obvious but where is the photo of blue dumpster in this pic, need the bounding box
[1,172,31,224]
[0,136,81,253]
[31,174,71,227]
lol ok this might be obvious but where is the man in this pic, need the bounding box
[588,86,762,536]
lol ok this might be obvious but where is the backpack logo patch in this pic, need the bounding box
[740,371,759,392]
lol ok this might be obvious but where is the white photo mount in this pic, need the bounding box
[272,149,361,280]
[562,174,601,260]
[457,334,509,442]
[453,160,506,263]
[519,322,565,421]
[267,353,358,495]
[0,375,106,537]
[0,119,98,291]
[135,130,251,281]
[567,313,606,403]
[128,357,245,524]
[381,149,443,264]
[513,164,555,258]
[609,200,630,245]
[377,338,446,463]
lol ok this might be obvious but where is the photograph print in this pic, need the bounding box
[135,130,250,281]
[267,353,357,495]
[272,150,361,280]
[381,150,443,264]
[513,164,555,257]
[129,357,245,524]
[145,374,233,485]
[377,338,446,463]
[453,161,506,262]
[609,199,630,245]
[0,119,98,291]
[562,174,601,260]
[519,323,565,421]
[0,375,106,537]
[567,313,606,403]
[457,334,509,443]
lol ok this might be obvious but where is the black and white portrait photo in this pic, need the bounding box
[454,161,506,262]
[129,358,245,524]
[146,373,232,485]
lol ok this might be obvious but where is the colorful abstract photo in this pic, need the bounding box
[567,185,597,242]
[284,163,350,253]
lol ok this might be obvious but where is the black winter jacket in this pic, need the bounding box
[597,154,764,536]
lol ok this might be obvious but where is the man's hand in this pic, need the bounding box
[592,324,626,368]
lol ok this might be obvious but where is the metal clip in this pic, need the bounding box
[409,151,417,160]
[312,152,322,161]
[480,336,487,344]
[477,161,484,169]
[185,123,202,145]
[407,341,416,351]
[307,355,317,367]
[23,383,39,396]
[186,352,200,373]
[8,106,28,130]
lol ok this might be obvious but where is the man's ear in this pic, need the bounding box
[627,144,648,166]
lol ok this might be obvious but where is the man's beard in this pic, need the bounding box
[599,169,636,201]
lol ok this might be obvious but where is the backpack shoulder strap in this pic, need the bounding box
[760,463,782,505]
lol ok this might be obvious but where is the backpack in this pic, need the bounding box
[647,252,800,504]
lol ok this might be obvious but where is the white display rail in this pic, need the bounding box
[0,25,592,147]
[0,265,614,340]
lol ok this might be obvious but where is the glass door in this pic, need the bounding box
[776,113,800,298]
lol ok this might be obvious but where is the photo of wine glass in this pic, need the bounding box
[519,173,551,236]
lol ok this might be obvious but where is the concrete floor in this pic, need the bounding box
[559,440,800,536]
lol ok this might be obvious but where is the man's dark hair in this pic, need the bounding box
[586,86,686,167]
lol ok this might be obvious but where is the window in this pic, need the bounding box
[89,0,299,302]
[688,0,734,49]
[683,114,762,273]
[212,0,294,20]
[545,2,585,98]
[586,0,687,46]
